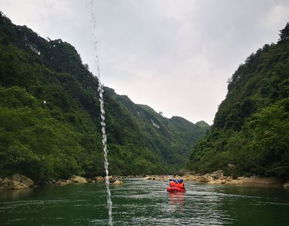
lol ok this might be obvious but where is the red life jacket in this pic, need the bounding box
[173,182,178,188]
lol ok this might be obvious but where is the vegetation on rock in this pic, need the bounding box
[188,23,289,179]
[0,12,209,182]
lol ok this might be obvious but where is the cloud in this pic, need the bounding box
[0,0,288,124]
[266,2,289,30]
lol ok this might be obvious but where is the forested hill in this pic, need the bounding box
[0,12,209,182]
[188,23,289,179]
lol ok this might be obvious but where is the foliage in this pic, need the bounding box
[0,12,209,181]
[188,23,289,179]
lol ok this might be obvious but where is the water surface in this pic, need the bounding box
[1,178,289,225]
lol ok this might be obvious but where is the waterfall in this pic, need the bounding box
[98,83,113,226]
[88,1,113,225]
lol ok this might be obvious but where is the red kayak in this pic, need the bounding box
[166,186,185,192]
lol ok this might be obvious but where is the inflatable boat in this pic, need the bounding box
[166,186,185,192]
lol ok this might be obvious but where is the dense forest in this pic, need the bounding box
[0,12,209,182]
[188,23,289,179]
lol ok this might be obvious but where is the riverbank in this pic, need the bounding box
[54,175,124,186]
[1,172,289,190]
[143,170,289,189]
[0,174,125,190]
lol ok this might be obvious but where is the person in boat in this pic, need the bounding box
[177,179,185,189]
[169,179,176,187]
[173,179,184,189]
[167,178,186,192]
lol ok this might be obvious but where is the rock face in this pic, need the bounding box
[143,175,170,181]
[283,182,289,189]
[55,175,87,186]
[109,177,124,185]
[210,170,225,179]
[179,171,284,188]
[176,170,192,177]
[70,175,87,184]
[55,179,70,186]
[0,174,34,190]
[54,175,125,186]
[93,176,105,182]
[112,180,123,185]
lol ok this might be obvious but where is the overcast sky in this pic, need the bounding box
[1,0,289,124]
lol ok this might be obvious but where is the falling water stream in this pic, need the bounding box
[98,83,113,226]
[89,1,113,225]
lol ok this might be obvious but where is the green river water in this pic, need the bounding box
[1,178,289,225]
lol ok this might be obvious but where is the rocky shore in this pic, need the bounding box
[52,175,124,187]
[1,171,288,190]
[143,170,288,188]
[0,174,35,190]
[0,174,124,190]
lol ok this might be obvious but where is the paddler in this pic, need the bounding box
[169,179,175,187]
[178,179,185,189]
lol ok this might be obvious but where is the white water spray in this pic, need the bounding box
[88,1,113,225]
[98,82,113,226]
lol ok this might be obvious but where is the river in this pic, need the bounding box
[1,178,289,225]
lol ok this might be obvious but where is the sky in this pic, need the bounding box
[1,0,289,124]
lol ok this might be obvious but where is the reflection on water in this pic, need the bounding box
[0,189,33,200]
[1,179,289,225]
[168,192,185,213]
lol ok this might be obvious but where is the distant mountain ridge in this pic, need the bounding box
[0,12,209,181]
